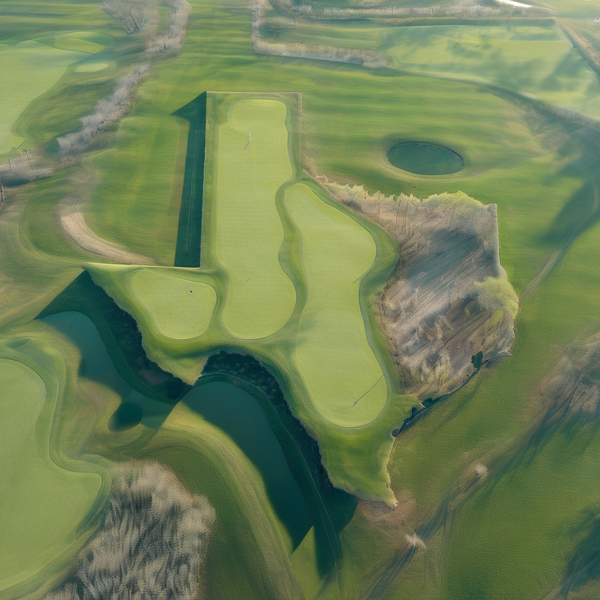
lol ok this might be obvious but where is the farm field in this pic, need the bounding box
[1,0,600,598]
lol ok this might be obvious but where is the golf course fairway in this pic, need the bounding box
[86,92,416,501]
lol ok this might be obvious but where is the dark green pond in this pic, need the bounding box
[387,141,464,175]
[40,311,312,545]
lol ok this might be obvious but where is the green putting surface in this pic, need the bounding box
[285,183,388,427]
[214,98,296,340]
[131,269,217,339]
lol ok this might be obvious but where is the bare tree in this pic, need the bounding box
[44,461,215,600]
[102,0,159,34]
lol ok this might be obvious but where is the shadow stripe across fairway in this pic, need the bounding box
[214,98,296,340]
[284,183,388,428]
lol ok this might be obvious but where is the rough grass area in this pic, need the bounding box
[54,32,105,54]
[138,403,305,600]
[212,98,297,339]
[285,182,387,427]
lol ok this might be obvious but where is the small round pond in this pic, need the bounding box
[387,141,464,175]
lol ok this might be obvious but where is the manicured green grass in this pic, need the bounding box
[86,93,418,502]
[130,269,217,339]
[384,24,600,120]
[85,115,187,264]
[285,182,387,427]
[0,40,89,153]
[0,331,106,598]
[211,98,297,339]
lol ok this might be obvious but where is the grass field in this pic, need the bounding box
[138,403,304,600]
[285,182,388,427]
[131,269,217,339]
[210,97,297,339]
[0,328,107,599]
[85,92,418,501]
[0,40,90,153]
[384,24,600,120]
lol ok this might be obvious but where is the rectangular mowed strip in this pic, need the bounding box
[284,182,388,428]
[206,96,297,340]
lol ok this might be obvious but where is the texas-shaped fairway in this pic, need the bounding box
[86,92,418,502]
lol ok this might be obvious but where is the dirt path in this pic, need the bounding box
[59,197,153,264]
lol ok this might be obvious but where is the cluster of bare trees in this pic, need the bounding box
[57,64,149,154]
[102,0,159,34]
[45,461,215,600]
[57,0,191,155]
[252,1,384,67]
[146,0,192,56]
[324,180,518,399]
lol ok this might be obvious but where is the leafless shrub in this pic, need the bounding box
[44,461,215,600]
[102,0,159,34]
[251,1,384,67]
[57,64,149,154]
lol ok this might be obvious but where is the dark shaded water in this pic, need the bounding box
[40,311,312,545]
[387,141,464,175]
